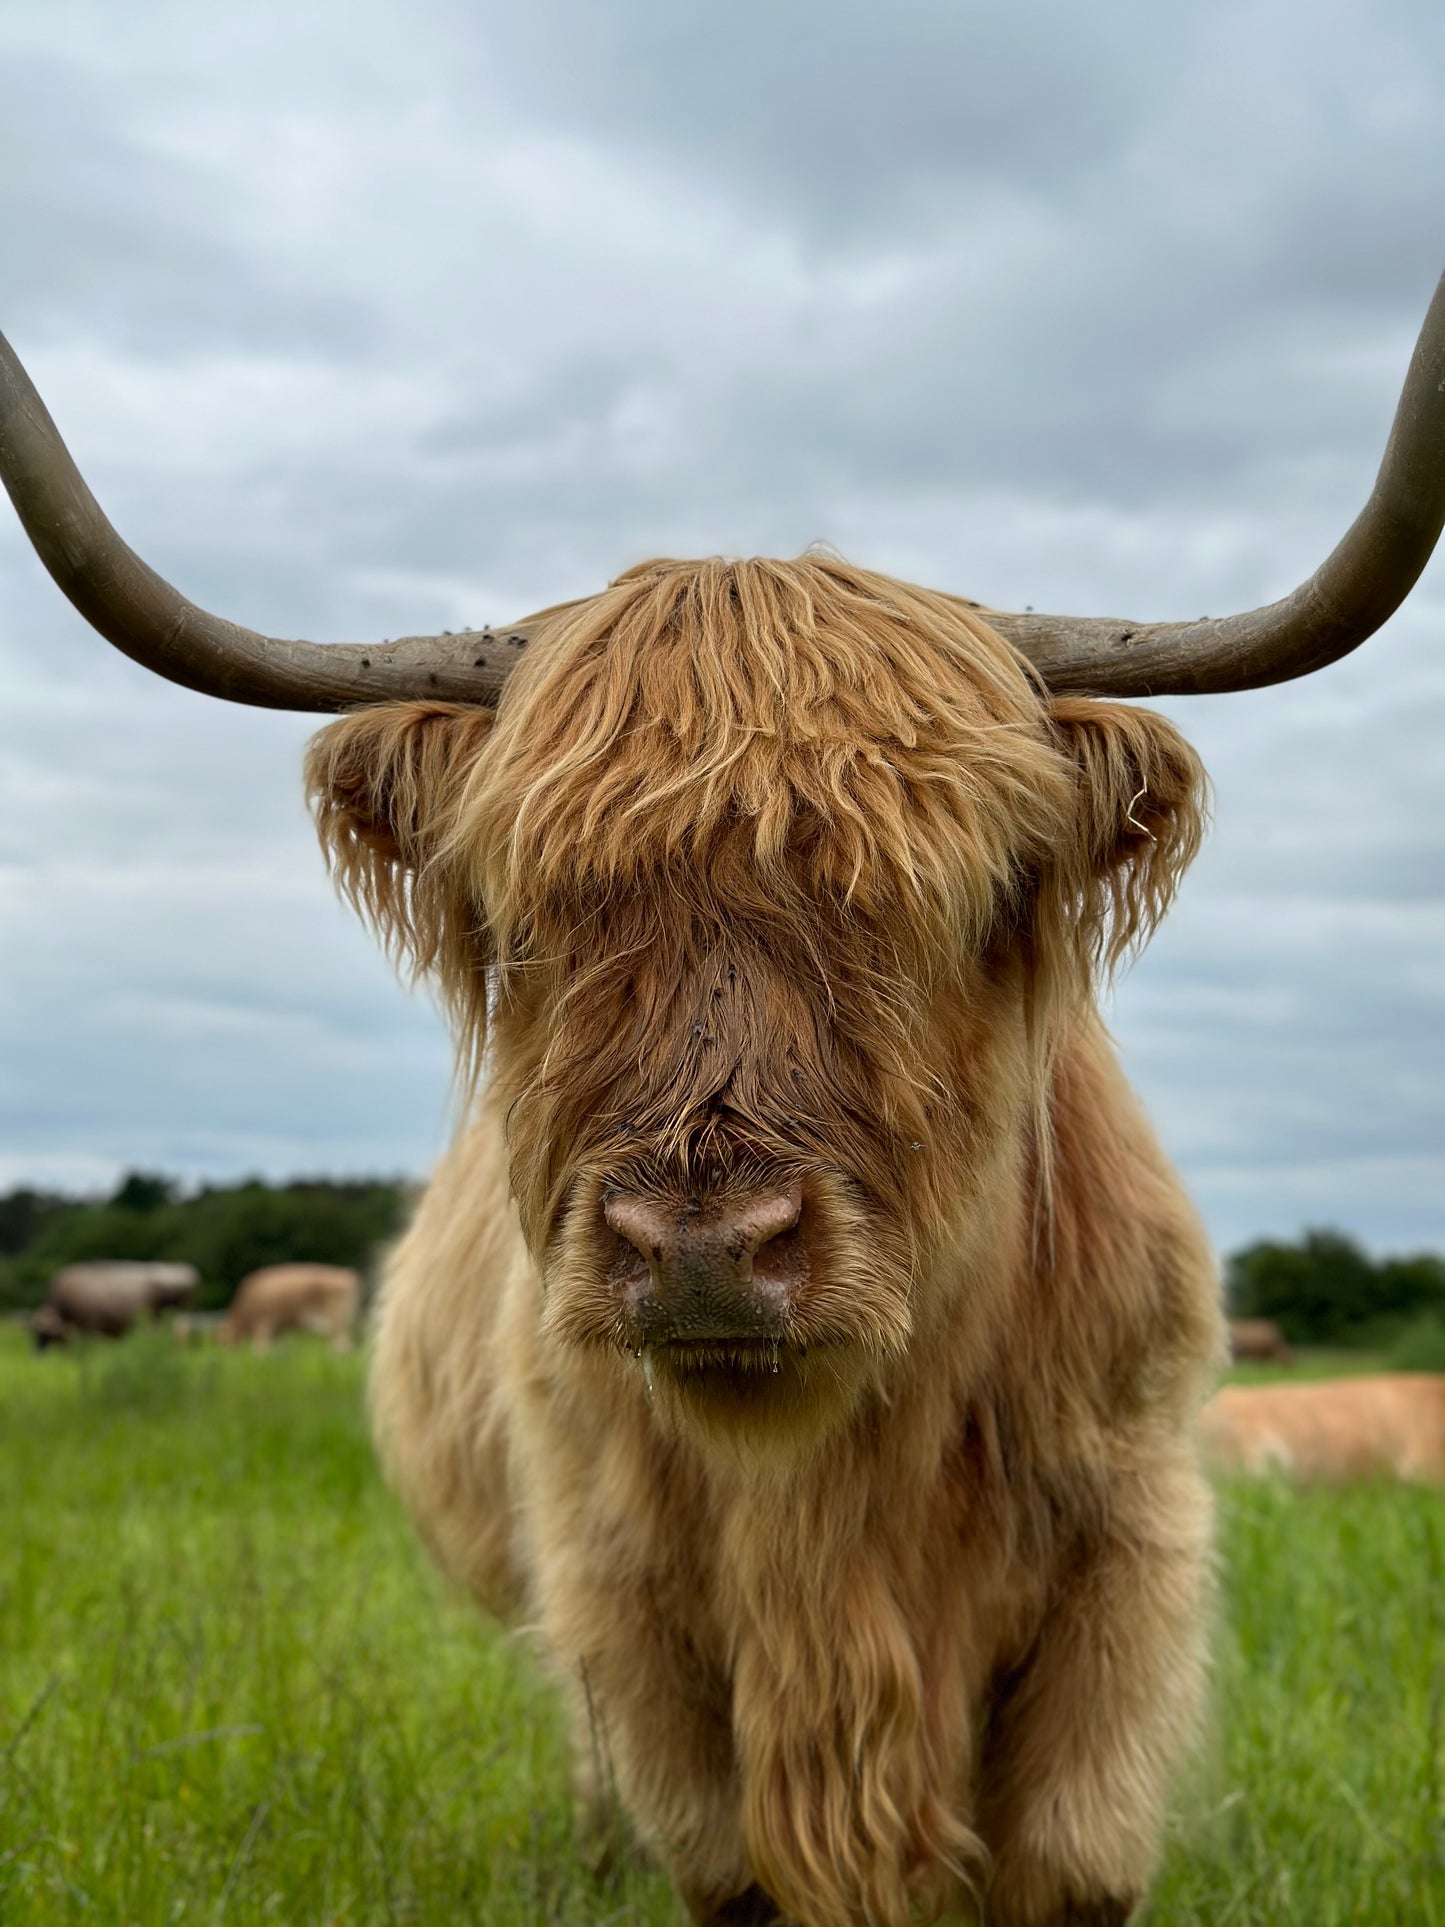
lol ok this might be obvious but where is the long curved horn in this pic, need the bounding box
[0,327,542,710]
[6,272,1444,708]
[987,268,1445,695]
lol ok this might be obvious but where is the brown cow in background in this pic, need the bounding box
[1227,1317,1294,1365]
[1201,1375,1445,1483]
[32,1260,199,1347]
[4,263,1445,1926]
[218,1264,361,1350]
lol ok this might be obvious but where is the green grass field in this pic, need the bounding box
[2,1329,1442,1925]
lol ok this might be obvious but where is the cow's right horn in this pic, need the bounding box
[988,268,1445,698]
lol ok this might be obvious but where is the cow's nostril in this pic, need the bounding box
[601,1183,806,1344]
[731,1187,803,1263]
[603,1186,802,1277]
[752,1219,803,1284]
[603,1193,674,1270]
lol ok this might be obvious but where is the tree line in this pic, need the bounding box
[0,1172,411,1313]
[1227,1228,1445,1355]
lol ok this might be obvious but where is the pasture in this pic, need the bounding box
[1,1329,1441,1925]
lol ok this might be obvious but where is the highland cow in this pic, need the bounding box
[1202,1374,1445,1483]
[33,1260,200,1346]
[219,1263,361,1350]
[1,264,1442,1926]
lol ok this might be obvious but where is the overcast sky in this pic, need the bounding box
[1,0,1441,1257]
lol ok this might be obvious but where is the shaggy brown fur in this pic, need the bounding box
[307,555,1223,1925]
[1201,1374,1445,1483]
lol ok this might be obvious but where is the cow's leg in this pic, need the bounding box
[680,1880,783,1926]
[554,1610,757,1924]
[576,1757,765,1924]
[976,1456,1211,1927]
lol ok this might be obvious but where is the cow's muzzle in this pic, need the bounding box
[603,1184,804,1346]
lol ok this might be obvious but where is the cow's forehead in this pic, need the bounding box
[475,738,1071,973]
[500,556,1043,743]
[465,556,1072,937]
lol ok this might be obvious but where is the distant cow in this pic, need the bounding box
[33,1260,200,1346]
[218,1264,361,1349]
[1201,1374,1445,1483]
[1227,1318,1294,1364]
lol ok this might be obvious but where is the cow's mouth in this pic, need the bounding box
[620,1328,869,1443]
[624,1332,852,1397]
[642,1336,796,1378]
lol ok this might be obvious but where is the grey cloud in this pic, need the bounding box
[0,57,375,359]
[463,0,1186,239]
[0,656,452,1190]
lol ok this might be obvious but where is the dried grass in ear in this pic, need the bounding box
[1045,697,1210,979]
[305,703,496,1071]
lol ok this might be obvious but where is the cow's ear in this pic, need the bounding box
[305,702,495,973]
[1045,697,1209,971]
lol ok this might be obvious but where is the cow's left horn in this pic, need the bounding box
[0,327,540,711]
[986,267,1445,696]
